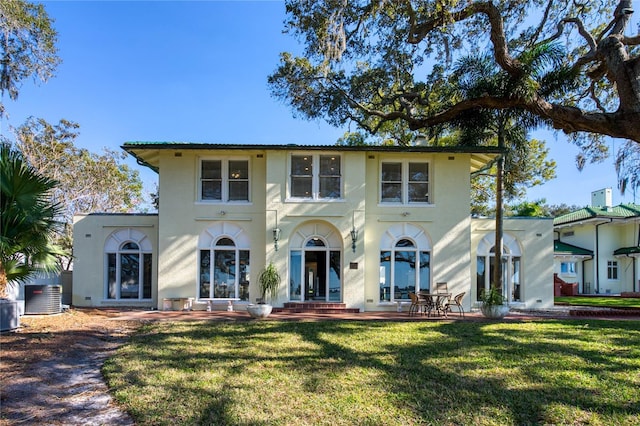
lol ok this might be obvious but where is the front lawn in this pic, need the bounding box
[104,320,640,425]
[555,296,640,309]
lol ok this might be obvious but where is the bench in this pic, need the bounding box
[162,297,194,311]
[194,298,241,312]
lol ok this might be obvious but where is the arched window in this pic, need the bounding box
[198,223,250,301]
[476,233,522,303]
[379,224,431,302]
[105,229,152,300]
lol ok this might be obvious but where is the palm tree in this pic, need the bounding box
[0,143,63,298]
[451,43,571,293]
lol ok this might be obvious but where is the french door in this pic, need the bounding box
[290,246,341,302]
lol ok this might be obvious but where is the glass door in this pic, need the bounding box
[305,256,324,300]
[289,241,341,302]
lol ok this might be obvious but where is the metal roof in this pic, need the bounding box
[614,246,640,256]
[121,142,502,174]
[553,240,593,257]
[553,204,640,226]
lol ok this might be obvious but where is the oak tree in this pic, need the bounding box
[0,0,59,117]
[269,0,640,194]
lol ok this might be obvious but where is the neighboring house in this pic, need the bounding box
[553,188,640,294]
[72,143,554,312]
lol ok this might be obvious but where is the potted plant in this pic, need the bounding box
[480,287,509,319]
[247,262,281,319]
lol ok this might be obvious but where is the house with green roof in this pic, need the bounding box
[72,143,554,313]
[554,188,640,294]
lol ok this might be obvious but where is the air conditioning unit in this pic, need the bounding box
[24,285,62,315]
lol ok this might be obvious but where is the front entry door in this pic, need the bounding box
[289,244,341,302]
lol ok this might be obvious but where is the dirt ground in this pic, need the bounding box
[0,308,141,425]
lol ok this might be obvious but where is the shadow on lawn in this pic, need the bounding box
[105,319,640,425]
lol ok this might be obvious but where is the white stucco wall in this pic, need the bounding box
[363,153,473,312]
[73,147,556,312]
[471,217,554,309]
[72,214,158,307]
[265,150,366,309]
[156,149,268,309]
[556,219,639,294]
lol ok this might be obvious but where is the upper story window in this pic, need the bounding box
[290,154,341,200]
[381,161,429,204]
[200,158,249,202]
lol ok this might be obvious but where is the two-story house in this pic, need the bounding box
[72,143,553,313]
[554,188,640,295]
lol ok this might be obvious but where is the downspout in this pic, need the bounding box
[633,255,637,292]
[637,223,640,292]
[581,259,588,294]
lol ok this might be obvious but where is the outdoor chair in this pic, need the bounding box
[409,292,431,316]
[444,292,465,318]
[435,281,448,294]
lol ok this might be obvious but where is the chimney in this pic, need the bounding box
[591,188,612,208]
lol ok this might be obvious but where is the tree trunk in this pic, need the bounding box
[492,129,505,293]
[0,264,8,299]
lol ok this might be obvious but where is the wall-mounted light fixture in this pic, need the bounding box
[350,211,358,253]
[273,210,281,251]
[273,227,281,251]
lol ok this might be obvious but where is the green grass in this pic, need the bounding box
[555,296,640,308]
[104,320,640,425]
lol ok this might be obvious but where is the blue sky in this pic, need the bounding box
[3,1,637,208]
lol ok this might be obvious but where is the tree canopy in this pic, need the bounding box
[0,0,59,116]
[12,117,145,269]
[269,0,640,194]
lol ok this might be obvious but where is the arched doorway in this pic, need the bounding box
[289,222,342,302]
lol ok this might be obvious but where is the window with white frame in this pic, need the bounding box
[200,158,249,202]
[199,238,250,300]
[105,229,152,300]
[380,239,430,302]
[290,154,341,199]
[197,222,251,301]
[378,223,432,302]
[607,260,618,280]
[380,160,429,203]
[476,232,522,303]
[560,261,576,275]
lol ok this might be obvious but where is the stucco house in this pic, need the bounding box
[72,143,553,313]
[553,188,640,295]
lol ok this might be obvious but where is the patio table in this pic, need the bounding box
[418,292,451,317]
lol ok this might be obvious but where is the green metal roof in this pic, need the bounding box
[121,142,502,174]
[614,246,640,256]
[553,240,593,257]
[553,204,640,226]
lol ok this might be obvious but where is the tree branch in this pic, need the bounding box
[541,17,597,51]
[408,2,521,76]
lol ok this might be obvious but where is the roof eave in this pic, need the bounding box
[121,142,502,174]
